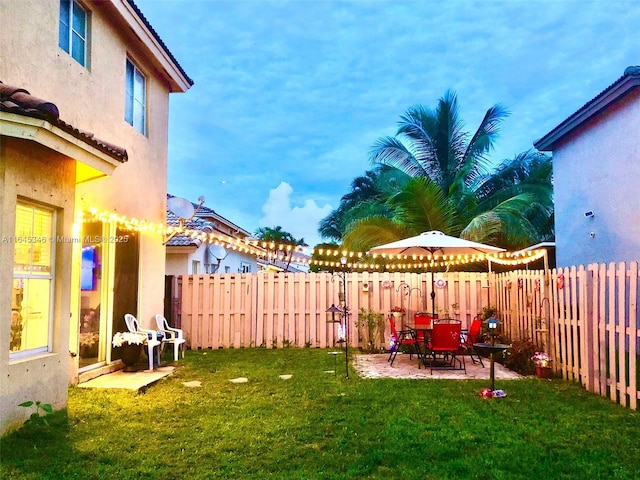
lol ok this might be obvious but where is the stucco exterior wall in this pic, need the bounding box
[166,245,259,276]
[0,138,76,433]
[552,89,640,267]
[0,0,170,328]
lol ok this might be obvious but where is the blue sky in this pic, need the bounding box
[137,0,640,248]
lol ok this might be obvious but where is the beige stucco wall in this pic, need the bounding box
[0,0,171,331]
[166,245,260,276]
[0,138,76,434]
[552,89,640,267]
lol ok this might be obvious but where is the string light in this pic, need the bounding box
[82,206,548,269]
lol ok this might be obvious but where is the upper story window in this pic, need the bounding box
[59,0,88,67]
[11,202,55,359]
[125,59,147,134]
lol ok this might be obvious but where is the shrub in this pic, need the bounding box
[503,338,537,375]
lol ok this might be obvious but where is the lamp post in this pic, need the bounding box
[329,256,349,379]
[340,256,349,379]
[485,317,500,391]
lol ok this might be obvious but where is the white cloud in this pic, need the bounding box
[259,182,333,248]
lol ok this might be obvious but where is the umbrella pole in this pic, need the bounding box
[430,269,436,319]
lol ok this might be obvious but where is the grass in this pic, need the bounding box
[2,348,640,479]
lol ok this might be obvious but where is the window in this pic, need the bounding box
[11,202,55,357]
[192,260,200,274]
[240,262,251,273]
[59,0,88,66]
[125,59,147,134]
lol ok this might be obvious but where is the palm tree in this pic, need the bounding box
[369,90,508,208]
[320,92,554,255]
[254,226,308,272]
[318,166,404,241]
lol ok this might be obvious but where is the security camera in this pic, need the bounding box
[584,211,594,218]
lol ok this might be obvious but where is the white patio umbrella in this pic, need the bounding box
[368,231,506,318]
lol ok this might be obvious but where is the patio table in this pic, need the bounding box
[408,326,432,367]
[473,343,511,390]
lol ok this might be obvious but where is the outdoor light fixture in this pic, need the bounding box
[485,317,500,345]
[326,304,342,323]
[331,257,350,378]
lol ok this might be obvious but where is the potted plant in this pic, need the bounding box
[112,331,147,371]
[531,351,553,378]
[390,306,405,318]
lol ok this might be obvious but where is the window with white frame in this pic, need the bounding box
[125,58,147,134]
[59,0,88,67]
[10,202,55,357]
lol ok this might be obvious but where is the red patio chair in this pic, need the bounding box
[387,315,421,367]
[423,319,465,374]
[461,318,485,367]
[413,312,437,344]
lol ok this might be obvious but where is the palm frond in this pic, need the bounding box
[369,136,428,178]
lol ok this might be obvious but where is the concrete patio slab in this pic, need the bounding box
[77,366,176,391]
[353,353,522,380]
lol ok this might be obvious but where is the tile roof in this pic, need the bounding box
[165,209,210,247]
[0,81,128,162]
[127,0,194,87]
[535,66,640,151]
[167,194,252,238]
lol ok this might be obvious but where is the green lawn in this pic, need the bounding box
[2,348,640,479]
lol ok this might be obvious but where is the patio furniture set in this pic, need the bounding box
[387,314,487,374]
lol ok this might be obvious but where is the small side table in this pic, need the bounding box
[473,343,511,391]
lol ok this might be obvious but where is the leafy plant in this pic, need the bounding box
[356,308,385,353]
[502,338,537,375]
[480,305,498,320]
[18,400,53,426]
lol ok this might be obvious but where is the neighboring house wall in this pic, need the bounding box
[166,245,258,276]
[552,90,640,267]
[165,196,259,276]
[535,67,640,267]
[0,140,76,432]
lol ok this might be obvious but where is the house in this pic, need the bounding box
[165,195,259,276]
[0,0,192,433]
[534,66,640,267]
[257,253,311,273]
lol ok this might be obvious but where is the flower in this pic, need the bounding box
[112,331,146,348]
[80,332,99,348]
[531,351,552,367]
[390,306,406,313]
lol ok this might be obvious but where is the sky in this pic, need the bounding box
[137,0,640,248]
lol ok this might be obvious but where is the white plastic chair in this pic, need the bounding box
[155,314,186,361]
[124,314,161,371]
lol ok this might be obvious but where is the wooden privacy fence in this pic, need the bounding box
[177,271,490,350]
[176,262,640,409]
[495,262,640,409]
